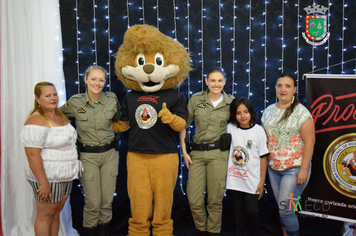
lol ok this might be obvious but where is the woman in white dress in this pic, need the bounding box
[20,82,81,236]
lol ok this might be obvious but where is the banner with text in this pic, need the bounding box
[301,74,356,223]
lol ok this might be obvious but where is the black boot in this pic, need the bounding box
[197,230,206,236]
[98,223,110,236]
[83,226,98,236]
[206,232,219,236]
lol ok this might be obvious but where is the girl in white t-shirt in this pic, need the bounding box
[226,97,269,236]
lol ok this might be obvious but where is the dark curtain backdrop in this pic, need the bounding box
[59,0,354,235]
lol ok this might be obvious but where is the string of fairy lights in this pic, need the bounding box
[156,0,160,29]
[231,0,236,96]
[341,0,345,74]
[75,0,81,94]
[126,1,130,28]
[68,0,355,196]
[200,0,204,90]
[247,1,251,98]
[311,1,315,74]
[141,0,145,24]
[172,0,185,194]
[296,0,300,95]
[264,0,268,109]
[186,1,191,100]
[106,0,112,90]
[280,0,285,74]
[92,0,98,65]
[218,0,223,68]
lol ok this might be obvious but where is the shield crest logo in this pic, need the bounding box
[302,5,330,46]
[306,15,327,40]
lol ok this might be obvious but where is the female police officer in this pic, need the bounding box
[60,65,121,236]
[180,67,234,236]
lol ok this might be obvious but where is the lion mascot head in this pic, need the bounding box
[115,24,192,92]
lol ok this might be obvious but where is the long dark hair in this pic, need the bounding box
[277,73,299,123]
[229,97,258,128]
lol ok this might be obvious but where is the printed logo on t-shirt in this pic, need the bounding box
[135,104,157,129]
[232,146,249,167]
[228,166,248,181]
[137,95,159,104]
[228,146,250,181]
[247,140,252,149]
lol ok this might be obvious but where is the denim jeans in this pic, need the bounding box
[268,164,311,236]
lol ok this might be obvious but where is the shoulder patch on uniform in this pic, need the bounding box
[77,107,86,113]
[194,91,205,96]
[64,102,69,107]
[104,92,117,98]
[72,93,85,99]
[197,103,206,109]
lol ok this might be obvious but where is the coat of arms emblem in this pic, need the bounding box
[302,5,330,46]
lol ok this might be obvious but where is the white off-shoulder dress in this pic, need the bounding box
[20,124,81,182]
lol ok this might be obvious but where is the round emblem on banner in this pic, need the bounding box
[135,104,157,129]
[323,133,356,199]
[232,146,249,167]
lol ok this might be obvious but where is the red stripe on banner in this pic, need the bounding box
[335,93,356,100]
[316,124,356,134]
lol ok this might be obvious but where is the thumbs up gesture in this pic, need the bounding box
[158,103,172,124]
[158,102,186,131]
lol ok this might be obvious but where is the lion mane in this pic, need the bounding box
[115,24,192,92]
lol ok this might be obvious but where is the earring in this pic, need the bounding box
[291,95,295,104]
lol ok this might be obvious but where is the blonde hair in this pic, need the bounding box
[29,81,69,123]
[84,65,107,79]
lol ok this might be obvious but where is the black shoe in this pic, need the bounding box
[206,232,219,236]
[98,223,110,236]
[83,226,98,236]
[197,230,206,236]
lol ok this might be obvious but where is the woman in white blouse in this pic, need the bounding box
[20,82,81,236]
[261,74,315,236]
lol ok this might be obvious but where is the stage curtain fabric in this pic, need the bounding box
[0,0,78,235]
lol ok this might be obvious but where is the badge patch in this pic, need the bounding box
[302,4,330,46]
[135,104,157,129]
[323,133,356,199]
[197,103,206,109]
[77,107,86,113]
[219,120,226,129]
[247,140,252,149]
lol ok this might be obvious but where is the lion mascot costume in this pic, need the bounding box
[113,24,192,236]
